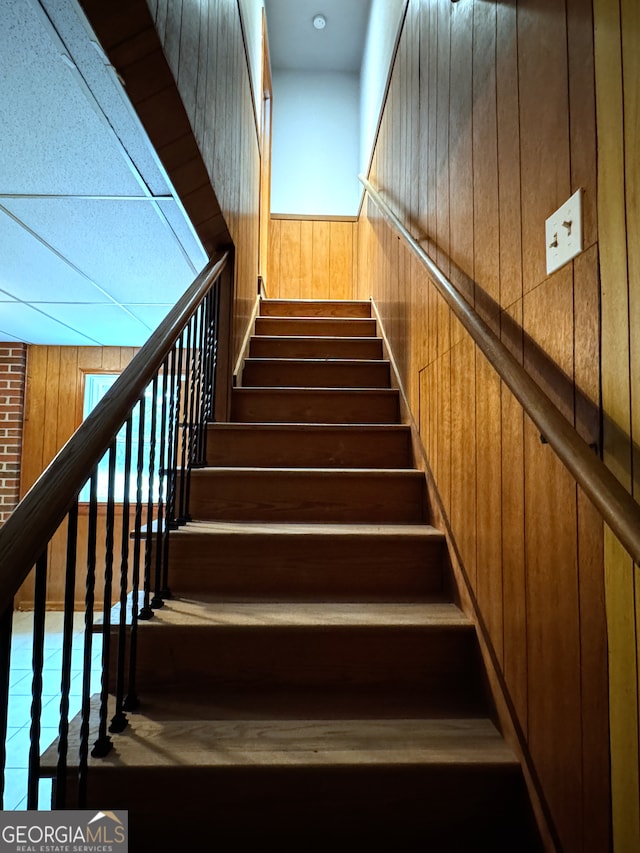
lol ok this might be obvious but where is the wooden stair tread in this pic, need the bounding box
[72,717,515,770]
[134,598,471,629]
[243,358,388,366]
[251,335,380,343]
[192,465,422,474]
[172,519,444,538]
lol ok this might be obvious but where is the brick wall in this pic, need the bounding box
[0,344,27,525]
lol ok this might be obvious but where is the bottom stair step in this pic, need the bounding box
[43,702,540,850]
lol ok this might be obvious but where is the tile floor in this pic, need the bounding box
[4,611,103,810]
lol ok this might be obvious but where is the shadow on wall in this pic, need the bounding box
[374,193,602,455]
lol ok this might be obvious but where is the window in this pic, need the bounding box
[80,373,165,503]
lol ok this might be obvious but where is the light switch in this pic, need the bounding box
[545,189,583,275]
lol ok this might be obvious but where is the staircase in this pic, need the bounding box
[45,299,539,850]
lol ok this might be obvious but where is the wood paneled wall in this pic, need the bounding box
[147,0,262,365]
[18,347,138,609]
[594,1,640,849]
[357,2,608,851]
[267,217,357,300]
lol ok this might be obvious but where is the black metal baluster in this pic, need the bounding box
[27,550,47,809]
[92,444,116,758]
[54,500,79,808]
[139,376,158,620]
[202,291,213,423]
[161,347,179,598]
[78,471,98,807]
[177,323,192,525]
[151,361,169,609]
[201,288,217,438]
[164,346,178,530]
[171,336,185,527]
[110,416,133,734]
[0,603,13,810]
[182,314,199,518]
[124,397,146,711]
[208,281,222,425]
[192,303,206,468]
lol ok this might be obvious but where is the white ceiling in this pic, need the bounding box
[265,0,372,72]
[0,0,207,346]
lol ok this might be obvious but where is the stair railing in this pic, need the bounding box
[0,249,231,810]
[360,175,640,567]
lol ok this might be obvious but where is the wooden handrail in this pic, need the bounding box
[360,175,640,566]
[0,251,231,608]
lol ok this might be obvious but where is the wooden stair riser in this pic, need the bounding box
[205,424,413,468]
[167,531,447,600]
[76,765,532,849]
[254,317,377,337]
[231,388,400,424]
[260,300,371,318]
[249,336,383,360]
[188,469,427,523]
[242,358,390,389]
[116,625,480,693]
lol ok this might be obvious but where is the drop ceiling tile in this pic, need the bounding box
[3,199,198,304]
[0,207,113,302]
[0,302,100,345]
[38,303,151,346]
[157,200,208,269]
[0,0,145,196]
[40,0,171,197]
[123,304,172,330]
[0,330,24,343]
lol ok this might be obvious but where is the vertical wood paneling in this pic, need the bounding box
[299,220,313,299]
[357,1,608,848]
[329,221,352,301]
[267,218,356,301]
[622,7,640,839]
[449,337,476,590]
[518,2,572,295]
[622,0,640,504]
[267,215,281,296]
[594,0,640,848]
[312,220,331,296]
[524,420,582,851]
[577,488,611,853]
[496,3,522,312]
[475,354,502,665]
[448,0,474,336]
[280,219,301,299]
[500,301,527,734]
[472,2,499,327]
[153,0,261,363]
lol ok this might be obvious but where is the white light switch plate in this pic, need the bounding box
[545,189,583,275]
